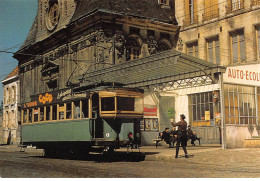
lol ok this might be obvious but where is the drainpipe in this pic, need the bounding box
[219,72,226,149]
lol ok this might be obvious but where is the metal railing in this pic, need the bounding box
[226,1,245,14]
[252,0,260,6]
[183,15,199,27]
[202,8,219,22]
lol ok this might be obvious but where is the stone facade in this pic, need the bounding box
[1,67,20,145]
[175,0,260,148]
[15,0,180,106]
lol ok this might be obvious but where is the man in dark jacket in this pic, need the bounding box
[170,114,188,158]
[162,128,171,145]
[187,125,200,146]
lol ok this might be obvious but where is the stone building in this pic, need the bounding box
[1,67,20,144]
[175,0,260,148]
[14,0,226,146]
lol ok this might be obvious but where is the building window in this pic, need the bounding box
[184,0,198,26]
[188,92,220,126]
[224,84,257,125]
[158,40,171,52]
[256,26,260,59]
[203,0,219,21]
[126,37,141,61]
[186,41,198,57]
[158,0,169,6]
[46,0,59,31]
[230,30,245,64]
[206,36,220,65]
[226,0,244,13]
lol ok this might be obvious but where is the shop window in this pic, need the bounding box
[40,107,44,121]
[188,92,218,126]
[66,102,72,119]
[224,84,257,125]
[230,29,245,64]
[186,41,198,58]
[28,109,33,123]
[34,108,39,122]
[52,105,57,120]
[46,106,51,121]
[58,103,65,120]
[74,101,80,119]
[126,37,141,61]
[256,26,260,60]
[101,97,115,111]
[142,118,159,132]
[117,97,135,111]
[82,100,89,118]
[206,36,220,65]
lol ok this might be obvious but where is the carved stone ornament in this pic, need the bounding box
[46,0,60,31]
[146,36,158,55]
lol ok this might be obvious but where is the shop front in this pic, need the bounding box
[223,64,260,148]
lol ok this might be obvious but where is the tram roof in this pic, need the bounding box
[80,49,226,89]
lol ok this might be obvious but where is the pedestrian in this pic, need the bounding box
[170,114,188,158]
[169,127,178,148]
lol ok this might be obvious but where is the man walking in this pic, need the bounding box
[170,114,188,158]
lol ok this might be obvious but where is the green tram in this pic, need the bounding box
[21,84,144,157]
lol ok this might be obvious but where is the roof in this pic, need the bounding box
[17,0,177,52]
[80,49,226,89]
[70,0,177,24]
[2,66,19,83]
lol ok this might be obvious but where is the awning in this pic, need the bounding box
[80,49,226,90]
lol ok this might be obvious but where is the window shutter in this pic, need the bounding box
[14,86,16,102]
[185,0,190,25]
[4,88,6,105]
[194,0,198,23]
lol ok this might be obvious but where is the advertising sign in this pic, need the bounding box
[223,64,260,86]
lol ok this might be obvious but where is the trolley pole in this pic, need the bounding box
[219,72,226,149]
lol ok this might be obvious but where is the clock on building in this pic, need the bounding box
[46,0,60,31]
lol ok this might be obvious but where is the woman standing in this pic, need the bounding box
[170,114,188,158]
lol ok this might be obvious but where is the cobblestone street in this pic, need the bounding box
[1,145,260,178]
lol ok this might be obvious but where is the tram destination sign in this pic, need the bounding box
[22,88,90,108]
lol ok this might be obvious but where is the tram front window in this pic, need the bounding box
[34,108,38,122]
[23,110,28,123]
[101,97,115,111]
[40,107,44,121]
[52,105,57,120]
[74,101,80,119]
[29,109,32,123]
[66,102,72,119]
[82,100,89,118]
[117,97,135,111]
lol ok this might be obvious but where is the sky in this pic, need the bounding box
[0,0,37,105]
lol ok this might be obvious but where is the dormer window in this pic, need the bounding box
[159,0,169,6]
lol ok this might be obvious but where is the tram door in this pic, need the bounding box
[92,93,103,138]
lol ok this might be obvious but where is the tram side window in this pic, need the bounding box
[101,97,115,111]
[59,104,65,120]
[46,106,51,121]
[34,108,38,122]
[117,97,134,111]
[40,107,44,121]
[74,101,81,119]
[66,102,72,119]
[82,100,89,118]
[29,109,32,123]
[52,105,57,120]
[23,110,28,123]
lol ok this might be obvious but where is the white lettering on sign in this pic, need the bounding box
[223,64,260,86]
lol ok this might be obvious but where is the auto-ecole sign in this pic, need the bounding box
[223,64,260,86]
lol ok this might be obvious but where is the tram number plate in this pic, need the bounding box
[106,133,110,137]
